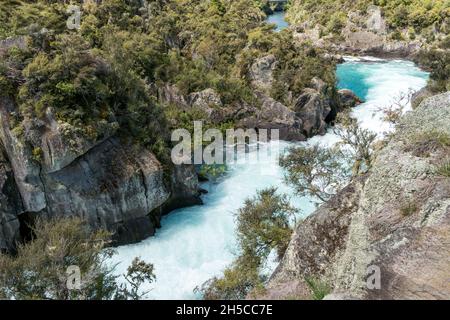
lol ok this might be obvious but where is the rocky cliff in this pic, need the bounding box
[158,65,360,142]
[262,92,450,300]
[290,4,448,58]
[0,95,202,252]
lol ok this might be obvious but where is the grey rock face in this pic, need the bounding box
[338,89,363,109]
[239,95,306,141]
[158,84,189,108]
[411,87,433,110]
[42,138,171,245]
[294,89,330,137]
[293,78,344,137]
[188,88,223,114]
[259,178,365,300]
[365,5,387,34]
[0,145,23,252]
[249,54,277,93]
[0,97,201,249]
[293,5,425,57]
[263,92,450,300]
[0,98,46,213]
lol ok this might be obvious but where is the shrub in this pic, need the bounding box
[280,145,351,203]
[197,188,297,299]
[0,217,155,300]
[405,130,450,157]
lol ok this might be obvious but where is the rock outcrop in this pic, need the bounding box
[0,96,202,251]
[158,55,361,142]
[239,95,305,141]
[0,145,23,252]
[338,89,363,109]
[262,92,450,300]
[249,54,277,93]
[292,5,434,58]
[294,78,347,137]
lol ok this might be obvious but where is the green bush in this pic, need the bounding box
[197,188,297,299]
[436,159,450,177]
[305,276,331,300]
[0,217,155,300]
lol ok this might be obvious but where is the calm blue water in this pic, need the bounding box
[111,58,429,300]
[266,11,288,32]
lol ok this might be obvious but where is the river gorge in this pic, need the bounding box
[110,50,429,298]
[0,0,448,303]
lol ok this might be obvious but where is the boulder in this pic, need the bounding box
[294,89,330,137]
[239,96,305,141]
[338,89,363,109]
[187,88,223,118]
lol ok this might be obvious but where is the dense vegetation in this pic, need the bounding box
[0,0,339,300]
[1,0,448,301]
[286,0,449,37]
[0,0,337,162]
[285,0,450,93]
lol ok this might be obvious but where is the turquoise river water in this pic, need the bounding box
[109,13,429,299]
[110,57,428,299]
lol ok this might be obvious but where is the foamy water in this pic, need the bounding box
[109,58,428,299]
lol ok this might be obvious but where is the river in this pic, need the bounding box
[109,14,429,300]
[266,11,289,32]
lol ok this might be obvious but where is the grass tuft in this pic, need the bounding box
[436,159,450,177]
[305,276,331,300]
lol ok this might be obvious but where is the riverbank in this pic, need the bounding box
[262,91,450,300]
[111,57,429,299]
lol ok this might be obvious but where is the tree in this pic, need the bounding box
[280,145,351,203]
[197,188,297,300]
[0,217,155,300]
[334,113,377,175]
[377,90,413,125]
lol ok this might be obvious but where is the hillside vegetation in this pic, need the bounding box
[287,0,449,37]
[0,0,336,162]
[286,0,450,93]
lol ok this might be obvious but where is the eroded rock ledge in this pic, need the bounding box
[261,92,450,300]
[0,96,202,252]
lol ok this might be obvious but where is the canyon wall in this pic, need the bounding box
[0,96,202,252]
[262,92,450,300]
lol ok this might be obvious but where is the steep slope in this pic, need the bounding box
[0,95,202,251]
[262,92,450,300]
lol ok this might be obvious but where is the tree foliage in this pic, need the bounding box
[281,114,376,203]
[0,217,155,300]
[280,145,351,203]
[197,187,297,300]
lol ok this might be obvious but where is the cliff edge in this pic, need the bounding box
[262,92,450,300]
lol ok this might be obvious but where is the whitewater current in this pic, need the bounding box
[109,57,429,299]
